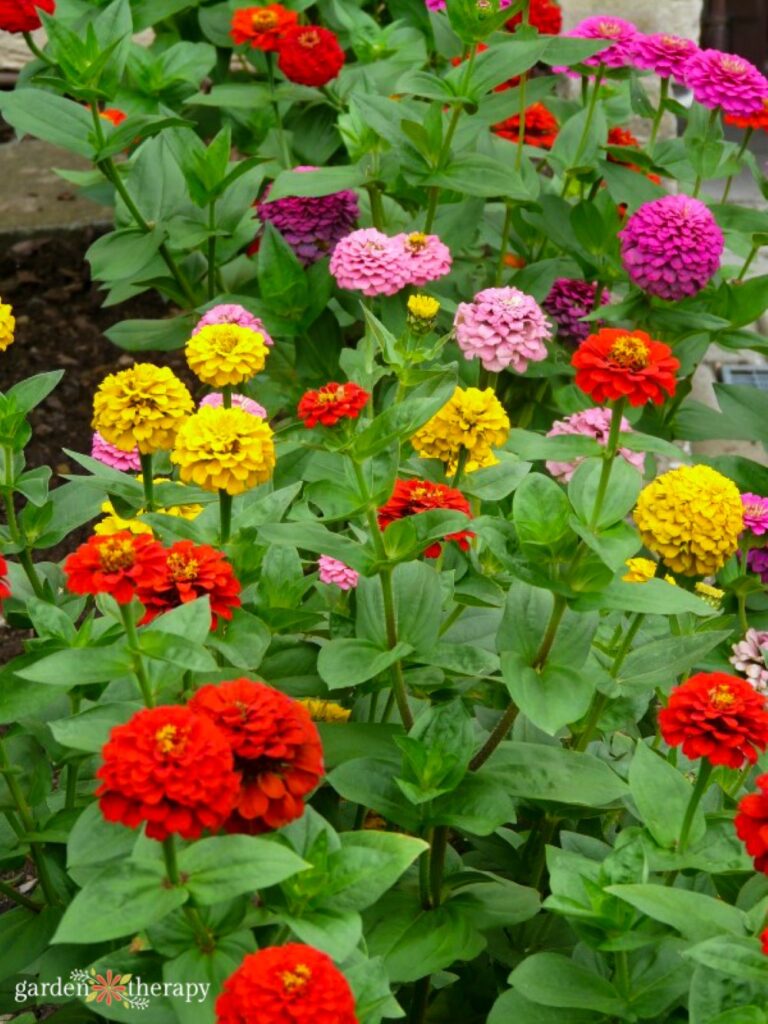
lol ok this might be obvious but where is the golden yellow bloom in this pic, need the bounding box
[408,294,440,320]
[185,324,268,387]
[623,557,676,585]
[411,386,510,472]
[94,510,153,536]
[694,581,724,608]
[92,363,193,455]
[299,698,351,723]
[0,299,15,353]
[634,465,744,576]
[171,405,276,496]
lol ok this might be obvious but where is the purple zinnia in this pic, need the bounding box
[731,629,768,694]
[748,548,768,583]
[742,493,768,536]
[545,407,645,483]
[542,278,609,346]
[454,286,551,373]
[630,33,699,80]
[193,303,274,347]
[393,232,452,287]
[329,228,411,297]
[91,431,141,472]
[619,194,724,301]
[200,392,267,419]
[683,49,768,119]
[557,16,639,76]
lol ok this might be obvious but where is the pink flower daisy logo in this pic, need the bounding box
[70,969,149,1010]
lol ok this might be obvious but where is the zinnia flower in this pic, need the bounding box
[630,32,699,79]
[277,24,345,87]
[0,299,15,352]
[94,506,153,537]
[571,328,679,406]
[762,928,768,954]
[694,581,724,608]
[543,278,609,346]
[659,672,768,769]
[619,195,724,301]
[297,382,369,428]
[0,0,54,33]
[171,406,276,496]
[683,49,768,118]
[230,3,297,49]
[92,363,193,455]
[185,324,268,388]
[200,392,267,419]
[545,407,645,483]
[96,705,239,841]
[742,493,768,536]
[736,775,768,872]
[64,531,166,605]
[493,103,559,148]
[329,228,411,297]
[411,386,510,473]
[558,16,638,75]
[299,698,351,723]
[725,98,768,131]
[748,547,768,583]
[91,432,141,472]
[317,556,359,590]
[407,294,440,334]
[215,945,357,1024]
[189,679,324,834]
[731,629,768,694]
[99,108,126,127]
[634,464,744,576]
[378,478,474,558]
[454,286,551,374]
[193,304,274,347]
[623,557,676,585]
[506,0,562,35]
[393,232,452,286]
[137,541,241,628]
[0,555,10,605]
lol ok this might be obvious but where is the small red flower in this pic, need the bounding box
[230,4,297,50]
[660,672,768,770]
[99,108,127,127]
[572,327,679,406]
[189,679,324,834]
[761,927,768,954]
[0,0,55,33]
[736,774,768,872]
[0,555,10,605]
[493,103,559,148]
[297,382,369,428]
[277,24,345,87]
[606,126,662,184]
[216,944,358,1024]
[96,705,240,840]
[507,0,562,36]
[378,478,474,558]
[137,540,241,629]
[725,98,768,132]
[64,531,167,605]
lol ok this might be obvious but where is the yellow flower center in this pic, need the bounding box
[406,232,428,252]
[599,20,621,36]
[609,335,649,370]
[280,964,311,993]
[298,29,320,48]
[167,552,199,582]
[155,724,187,755]
[708,684,736,710]
[661,35,685,47]
[720,56,746,73]
[251,10,278,29]
[318,386,346,403]
[98,537,135,572]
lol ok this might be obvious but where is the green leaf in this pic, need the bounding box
[49,701,140,753]
[257,521,375,575]
[179,835,308,905]
[139,632,217,672]
[17,644,134,686]
[104,316,193,352]
[618,631,733,691]
[496,583,556,665]
[628,741,705,849]
[356,561,443,652]
[318,639,413,689]
[684,937,768,985]
[0,908,61,982]
[328,759,420,831]
[7,371,65,414]
[67,802,136,885]
[487,742,628,805]
[318,723,402,769]
[0,89,93,157]
[608,884,747,942]
[257,223,309,319]
[427,773,517,834]
[163,938,253,1024]
[490,990,593,1024]
[573,579,715,616]
[513,472,573,548]
[321,832,427,912]
[269,165,366,200]
[507,428,602,462]
[500,653,594,735]
[284,908,362,962]
[426,153,538,201]
[568,457,642,530]
[510,953,623,1014]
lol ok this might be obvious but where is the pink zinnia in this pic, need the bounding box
[454,286,551,374]
[394,232,452,286]
[749,548,768,584]
[557,16,638,76]
[742,493,768,536]
[543,278,609,346]
[630,33,699,80]
[193,304,274,347]
[619,195,724,301]
[329,228,411,297]
[199,393,267,419]
[683,49,768,118]
[91,432,141,472]
[317,555,359,590]
[545,407,645,483]
[731,629,768,694]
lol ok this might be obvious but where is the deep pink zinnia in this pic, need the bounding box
[91,432,141,473]
[543,278,609,346]
[193,304,274,347]
[317,555,359,590]
[454,286,551,374]
[742,493,768,536]
[329,228,411,297]
[545,407,645,483]
[557,16,639,76]
[683,49,768,118]
[630,33,699,80]
[750,548,768,584]
[394,231,452,286]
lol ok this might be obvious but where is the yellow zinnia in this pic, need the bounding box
[0,300,15,353]
[623,557,676,585]
[92,363,193,455]
[94,509,153,536]
[185,324,269,387]
[694,582,724,608]
[171,405,276,496]
[633,465,744,577]
[411,386,510,472]
[299,698,351,723]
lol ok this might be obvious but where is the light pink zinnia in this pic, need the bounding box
[193,304,274,347]
[329,228,411,297]
[394,231,452,286]
[630,33,699,80]
[318,555,359,590]
[730,629,768,694]
[199,392,267,419]
[619,194,724,300]
[454,286,551,373]
[683,49,768,118]
[557,16,639,76]
[91,431,141,472]
[545,407,645,483]
[742,493,768,536]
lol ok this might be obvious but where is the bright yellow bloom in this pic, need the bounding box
[411,386,510,472]
[299,698,351,723]
[94,510,153,536]
[92,363,193,455]
[408,294,440,320]
[634,465,744,576]
[623,557,676,585]
[0,300,15,353]
[138,477,203,520]
[694,581,724,608]
[185,324,269,387]
[171,405,276,496]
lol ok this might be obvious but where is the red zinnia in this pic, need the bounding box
[606,126,662,184]
[762,927,768,954]
[297,382,369,428]
[137,540,241,629]
[377,478,474,559]
[507,0,562,35]
[96,705,240,840]
[0,555,10,605]
[189,679,324,834]
[659,672,768,770]
[216,944,358,1024]
[736,774,768,873]
[64,531,167,605]
[99,108,127,127]
[571,327,679,406]
[230,4,297,50]
[493,103,559,148]
[277,24,345,87]
[725,98,768,132]
[0,0,55,33]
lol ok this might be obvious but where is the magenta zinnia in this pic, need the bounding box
[683,49,768,118]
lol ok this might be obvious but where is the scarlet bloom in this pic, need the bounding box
[572,328,679,406]
[137,541,241,629]
[216,944,358,1024]
[64,531,167,605]
[762,927,768,954]
[297,382,369,428]
[99,108,127,127]
[230,3,297,50]
[0,0,55,33]
[277,24,345,87]
[189,679,324,834]
[725,98,768,131]
[507,0,562,35]
[0,555,9,605]
[736,774,768,872]
[493,103,559,148]
[659,672,768,770]
[378,478,474,558]
[606,126,662,184]
[96,705,240,841]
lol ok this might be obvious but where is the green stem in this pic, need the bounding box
[736,243,760,282]
[738,593,749,634]
[0,876,42,912]
[438,603,465,637]
[366,184,386,231]
[588,398,626,530]
[533,593,567,669]
[722,126,753,202]
[207,200,217,302]
[162,838,215,952]
[219,490,233,545]
[265,51,291,168]
[407,978,432,1024]
[380,568,414,731]
[561,65,604,196]
[648,76,669,151]
[575,612,644,751]
[65,695,81,810]
[678,759,712,854]
[495,203,513,286]
[615,950,630,998]
[515,71,528,172]
[222,385,232,409]
[22,32,54,65]
[692,107,719,198]
[120,606,154,708]
[139,452,154,512]
[429,824,449,907]
[450,447,468,489]
[4,447,45,599]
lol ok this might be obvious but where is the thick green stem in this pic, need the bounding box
[222,386,232,409]
[450,447,468,489]
[533,593,567,669]
[678,759,712,854]
[162,837,215,952]
[219,490,233,545]
[692,107,719,198]
[139,452,154,512]
[588,398,626,530]
[120,606,155,708]
[22,32,53,65]
[561,65,604,196]
[366,184,386,231]
[429,824,448,907]
[738,593,749,635]
[648,76,670,151]
[207,200,217,301]
[0,876,42,912]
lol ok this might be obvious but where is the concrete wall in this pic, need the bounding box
[561,0,703,40]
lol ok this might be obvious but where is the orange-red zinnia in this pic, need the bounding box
[230,3,297,49]
[572,327,679,406]
[137,540,241,629]
[736,774,768,873]
[297,382,369,428]
[378,478,474,558]
[64,531,167,605]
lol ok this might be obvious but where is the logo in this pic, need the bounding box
[70,969,150,1011]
